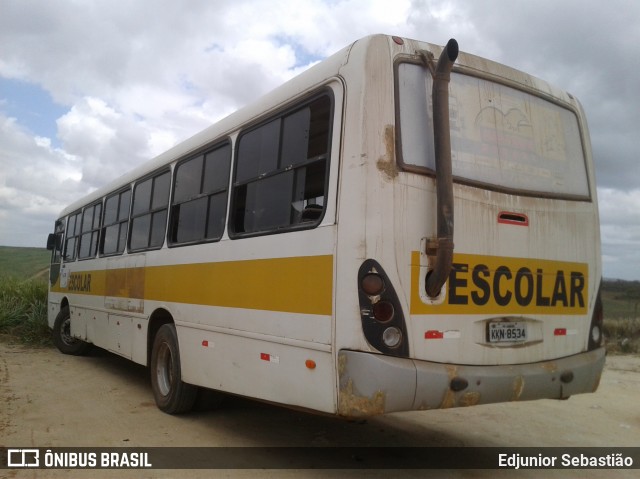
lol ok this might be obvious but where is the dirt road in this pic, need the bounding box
[1,342,638,478]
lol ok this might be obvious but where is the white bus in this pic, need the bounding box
[47,34,604,416]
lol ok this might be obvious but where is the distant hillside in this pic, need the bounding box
[0,246,50,281]
[602,278,640,319]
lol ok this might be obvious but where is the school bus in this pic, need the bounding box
[46,34,604,416]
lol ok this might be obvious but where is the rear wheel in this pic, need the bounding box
[52,306,92,355]
[150,324,198,414]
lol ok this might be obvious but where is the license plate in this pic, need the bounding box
[488,321,527,343]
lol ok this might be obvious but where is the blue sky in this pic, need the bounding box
[0,78,66,147]
[1,0,639,280]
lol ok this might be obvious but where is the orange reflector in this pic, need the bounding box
[425,330,444,339]
[554,328,567,336]
[305,359,316,370]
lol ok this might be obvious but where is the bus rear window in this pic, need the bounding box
[396,63,590,198]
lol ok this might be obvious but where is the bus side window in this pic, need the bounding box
[64,211,81,261]
[49,219,65,284]
[101,188,131,255]
[78,202,102,260]
[169,143,231,245]
[129,171,171,251]
[231,94,332,236]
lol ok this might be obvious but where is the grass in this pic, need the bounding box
[0,276,51,345]
[601,279,640,354]
[603,318,640,354]
[0,246,50,281]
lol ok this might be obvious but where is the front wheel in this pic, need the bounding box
[52,306,92,355]
[150,324,198,414]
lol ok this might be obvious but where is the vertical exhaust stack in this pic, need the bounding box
[425,39,458,298]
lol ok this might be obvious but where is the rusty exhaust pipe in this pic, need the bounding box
[425,38,458,298]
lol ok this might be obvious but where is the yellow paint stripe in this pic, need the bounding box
[411,251,589,315]
[53,255,334,316]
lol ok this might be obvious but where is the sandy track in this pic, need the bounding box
[1,342,638,478]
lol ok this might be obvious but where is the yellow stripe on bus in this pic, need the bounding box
[411,251,589,315]
[53,255,334,316]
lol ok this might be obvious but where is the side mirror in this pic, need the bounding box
[46,233,56,251]
[47,233,62,251]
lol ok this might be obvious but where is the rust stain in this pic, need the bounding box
[460,391,481,407]
[439,365,459,409]
[540,362,558,373]
[376,125,398,179]
[105,267,145,299]
[511,376,525,401]
[338,379,386,417]
[337,353,347,377]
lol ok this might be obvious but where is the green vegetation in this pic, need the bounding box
[0,247,638,351]
[0,247,51,344]
[0,276,50,345]
[602,279,640,354]
[0,246,50,281]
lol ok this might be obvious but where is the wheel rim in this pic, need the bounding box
[60,318,78,346]
[156,341,173,397]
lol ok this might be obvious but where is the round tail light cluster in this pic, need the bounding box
[358,260,409,357]
[588,284,604,351]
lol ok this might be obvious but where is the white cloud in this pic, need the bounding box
[0,113,88,245]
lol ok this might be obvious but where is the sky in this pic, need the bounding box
[1,0,639,280]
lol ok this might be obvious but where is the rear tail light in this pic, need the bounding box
[382,327,403,348]
[361,273,385,296]
[358,259,409,357]
[372,301,394,322]
[588,283,604,351]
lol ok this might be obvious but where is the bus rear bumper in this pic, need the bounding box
[337,347,605,417]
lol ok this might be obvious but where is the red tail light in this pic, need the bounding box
[588,283,604,351]
[358,259,409,357]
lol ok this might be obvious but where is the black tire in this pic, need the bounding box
[52,306,93,356]
[150,324,198,414]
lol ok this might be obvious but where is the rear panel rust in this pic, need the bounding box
[337,348,604,417]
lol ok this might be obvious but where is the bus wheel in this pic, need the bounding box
[52,306,92,356]
[150,324,198,414]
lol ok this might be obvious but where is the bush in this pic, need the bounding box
[0,277,51,345]
[603,317,640,354]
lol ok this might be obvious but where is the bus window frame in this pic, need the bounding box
[63,210,82,262]
[77,199,104,261]
[100,186,133,257]
[167,139,233,248]
[128,168,172,253]
[228,89,335,239]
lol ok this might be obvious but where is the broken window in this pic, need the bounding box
[231,94,332,236]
